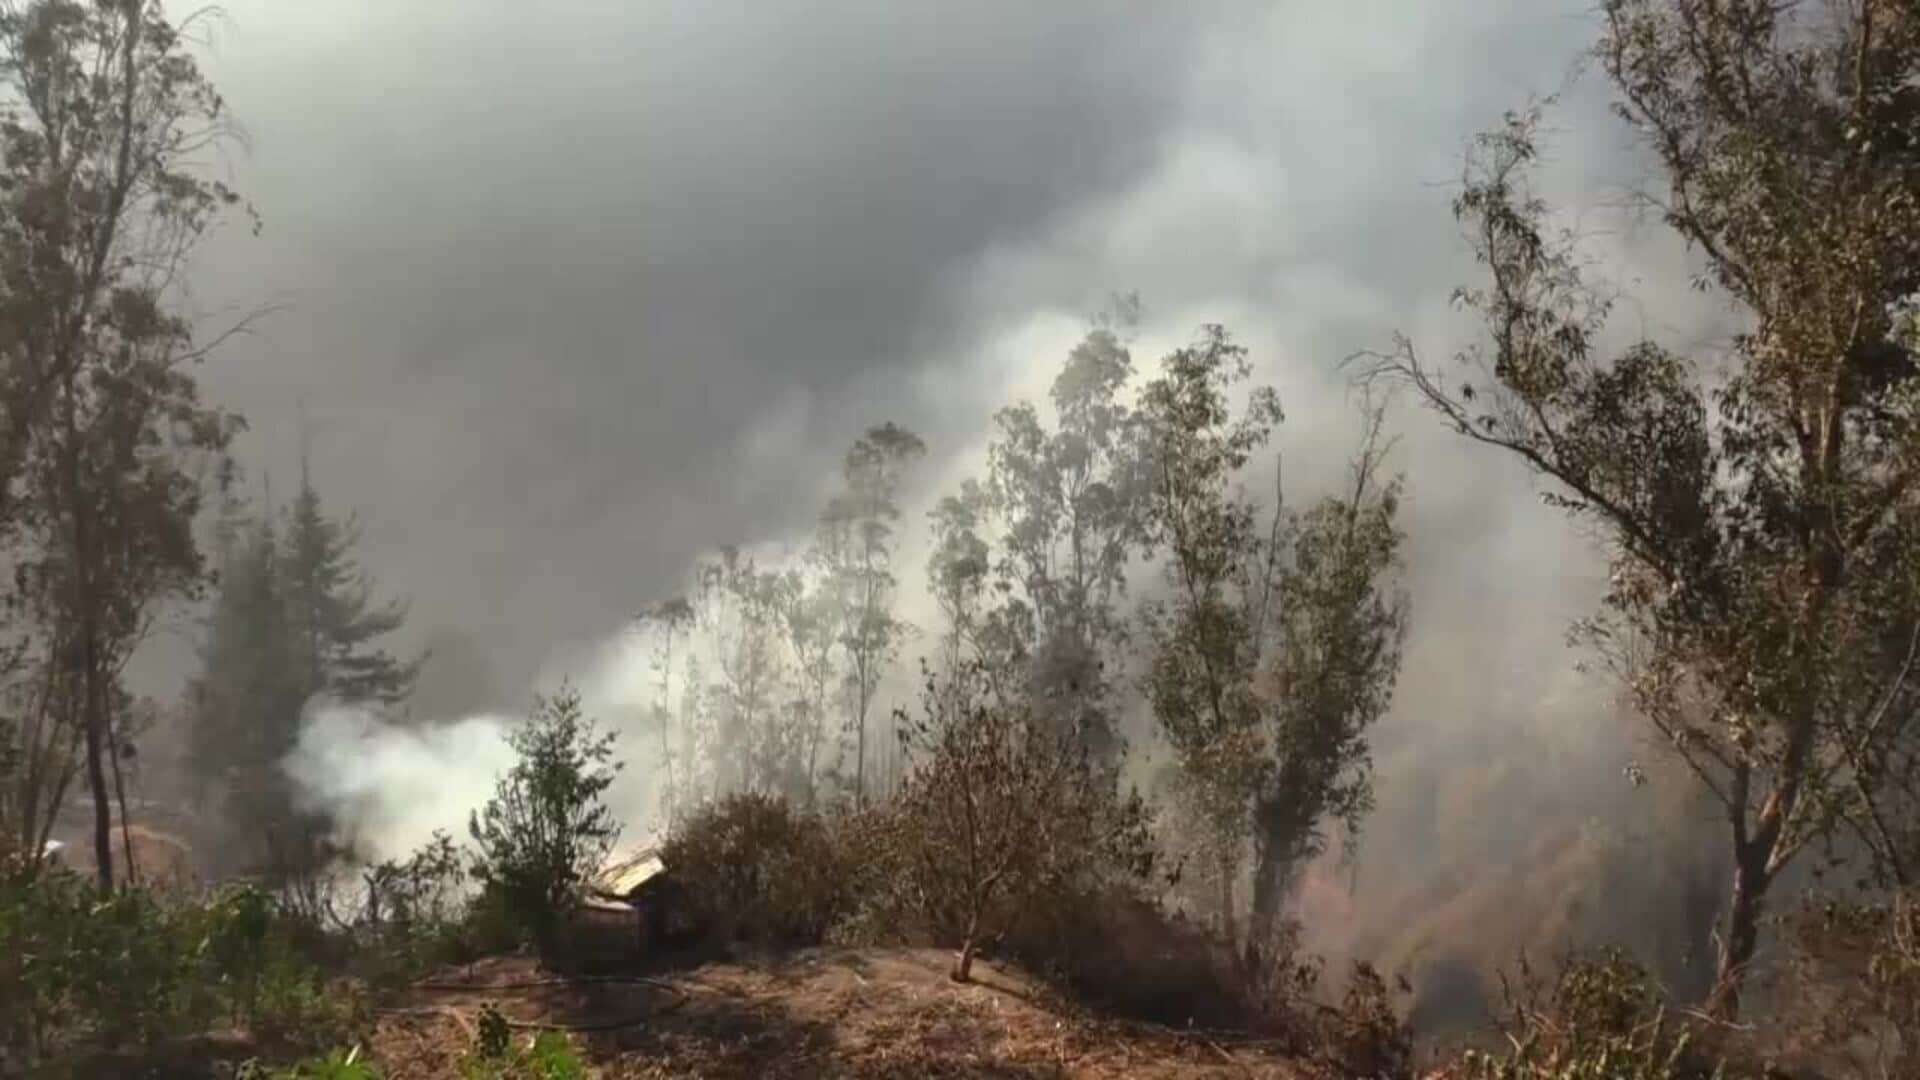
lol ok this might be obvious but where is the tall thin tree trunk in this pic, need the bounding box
[855,675,868,807]
[1710,845,1769,1020]
[110,723,138,887]
[806,696,823,808]
[1248,836,1283,955]
[1249,799,1308,954]
[953,906,982,982]
[84,684,112,890]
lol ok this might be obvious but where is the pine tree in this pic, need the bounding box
[281,459,419,709]
[186,463,417,881]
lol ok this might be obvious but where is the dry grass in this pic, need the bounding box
[364,947,1321,1078]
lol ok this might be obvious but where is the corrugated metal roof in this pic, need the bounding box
[591,847,668,899]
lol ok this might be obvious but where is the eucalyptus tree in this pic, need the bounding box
[1368,0,1920,1015]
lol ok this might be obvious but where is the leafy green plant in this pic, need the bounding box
[0,853,373,1070]
[476,1002,512,1060]
[208,882,275,1021]
[262,1043,383,1080]
[458,1004,584,1080]
[355,830,473,985]
[1453,949,1740,1080]
[0,858,232,1056]
[469,685,623,965]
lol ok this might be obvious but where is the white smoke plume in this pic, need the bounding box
[283,634,666,867]
[284,707,519,866]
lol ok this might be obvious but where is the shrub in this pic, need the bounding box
[662,792,851,946]
[457,1003,585,1080]
[262,1043,383,1079]
[468,685,623,965]
[0,854,370,1071]
[878,664,1156,982]
[1451,949,1743,1080]
[355,830,472,985]
[0,855,225,1060]
[1316,961,1414,1079]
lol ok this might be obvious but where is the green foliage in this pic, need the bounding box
[468,684,623,963]
[283,466,420,709]
[1376,0,1920,1011]
[1253,399,1408,923]
[519,1033,586,1080]
[819,421,927,803]
[1454,950,1739,1080]
[355,829,471,983]
[457,1004,584,1080]
[976,307,1153,764]
[207,882,275,1019]
[0,857,212,1058]
[662,792,851,945]
[1135,325,1281,939]
[262,1044,382,1080]
[0,858,364,1069]
[1133,328,1408,950]
[0,0,245,513]
[0,0,251,890]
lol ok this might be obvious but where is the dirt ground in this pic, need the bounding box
[368,946,1318,1078]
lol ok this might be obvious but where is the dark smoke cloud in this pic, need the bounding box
[151,1,1665,692]
[156,0,1234,690]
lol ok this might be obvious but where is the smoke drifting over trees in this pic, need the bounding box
[5,1,1920,1074]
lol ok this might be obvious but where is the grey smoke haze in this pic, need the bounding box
[131,0,1686,692]
[129,0,1749,997]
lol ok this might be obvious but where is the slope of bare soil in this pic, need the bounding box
[372,947,1318,1078]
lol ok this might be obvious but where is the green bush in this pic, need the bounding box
[260,1044,383,1079]
[1453,949,1742,1080]
[0,853,371,1070]
[456,1003,585,1080]
[352,830,475,986]
[468,685,623,965]
[0,854,224,1060]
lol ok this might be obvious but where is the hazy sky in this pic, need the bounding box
[141,1,1732,720]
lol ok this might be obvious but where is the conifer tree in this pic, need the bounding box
[281,458,418,709]
[186,462,416,880]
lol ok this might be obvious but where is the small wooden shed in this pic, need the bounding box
[585,847,689,952]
